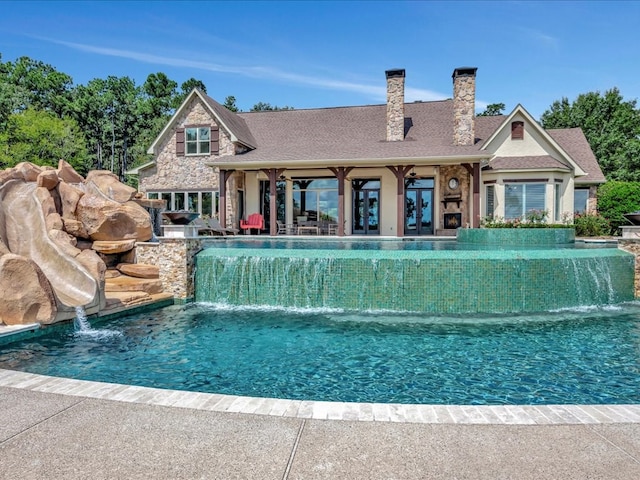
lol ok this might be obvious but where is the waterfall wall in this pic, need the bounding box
[195,246,635,314]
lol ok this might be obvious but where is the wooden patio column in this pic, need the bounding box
[218,169,234,228]
[261,168,285,236]
[462,162,481,228]
[328,167,353,236]
[386,165,413,237]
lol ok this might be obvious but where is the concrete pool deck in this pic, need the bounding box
[1,370,640,479]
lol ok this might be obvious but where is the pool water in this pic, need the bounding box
[2,303,640,405]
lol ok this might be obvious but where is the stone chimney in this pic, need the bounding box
[386,69,405,142]
[452,67,477,146]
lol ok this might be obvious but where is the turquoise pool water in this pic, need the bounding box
[2,303,640,405]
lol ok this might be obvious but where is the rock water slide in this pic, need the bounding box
[0,180,99,319]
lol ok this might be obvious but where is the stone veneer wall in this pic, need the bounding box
[452,70,476,146]
[439,165,470,228]
[386,70,405,142]
[135,238,204,301]
[618,239,640,297]
[139,99,225,192]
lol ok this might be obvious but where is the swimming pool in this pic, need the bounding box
[2,302,639,405]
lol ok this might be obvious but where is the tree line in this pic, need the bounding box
[0,54,291,181]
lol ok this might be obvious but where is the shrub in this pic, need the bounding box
[597,181,640,234]
[573,212,610,237]
[481,210,566,229]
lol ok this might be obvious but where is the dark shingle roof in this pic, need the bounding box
[201,93,257,148]
[484,156,571,171]
[206,97,604,184]
[547,128,605,184]
[212,100,487,164]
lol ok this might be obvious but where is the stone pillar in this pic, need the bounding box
[452,67,477,146]
[385,69,405,142]
[618,239,640,298]
[135,238,203,302]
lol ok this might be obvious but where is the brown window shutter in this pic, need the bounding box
[211,125,219,154]
[176,128,185,155]
[511,121,524,140]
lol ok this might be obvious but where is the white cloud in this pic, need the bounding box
[47,38,449,102]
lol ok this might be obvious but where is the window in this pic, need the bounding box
[292,178,338,222]
[148,190,219,217]
[504,183,545,219]
[554,183,561,221]
[511,121,524,140]
[574,188,589,214]
[186,127,210,155]
[485,185,495,217]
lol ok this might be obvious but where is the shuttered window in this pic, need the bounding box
[176,125,220,156]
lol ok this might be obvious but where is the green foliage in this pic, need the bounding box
[0,107,89,173]
[477,102,505,116]
[251,102,294,112]
[596,181,640,233]
[540,89,640,181]
[223,95,239,112]
[573,212,611,237]
[0,53,295,181]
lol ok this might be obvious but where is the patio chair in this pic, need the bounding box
[277,221,296,235]
[208,218,239,236]
[240,213,264,234]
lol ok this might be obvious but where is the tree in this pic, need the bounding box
[250,102,293,112]
[0,107,89,172]
[174,78,207,107]
[477,103,505,116]
[540,89,640,181]
[223,95,239,112]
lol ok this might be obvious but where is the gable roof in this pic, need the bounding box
[143,87,603,183]
[480,104,586,177]
[146,89,257,155]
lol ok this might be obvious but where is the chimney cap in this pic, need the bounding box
[385,69,406,79]
[452,67,477,78]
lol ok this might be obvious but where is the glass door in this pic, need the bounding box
[352,180,380,235]
[405,178,434,235]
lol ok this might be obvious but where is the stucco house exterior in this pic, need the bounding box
[130,67,605,237]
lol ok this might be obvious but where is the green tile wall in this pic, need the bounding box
[195,246,634,314]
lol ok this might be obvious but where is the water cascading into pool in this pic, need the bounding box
[195,242,635,314]
[73,305,122,338]
[73,305,91,331]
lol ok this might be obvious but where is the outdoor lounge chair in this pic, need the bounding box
[191,217,216,236]
[240,213,264,234]
[208,218,239,236]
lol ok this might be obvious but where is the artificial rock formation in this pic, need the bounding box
[0,160,163,326]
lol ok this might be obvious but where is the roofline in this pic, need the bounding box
[481,104,587,177]
[125,161,156,176]
[206,154,491,170]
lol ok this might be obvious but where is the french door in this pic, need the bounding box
[352,179,380,235]
[405,178,434,235]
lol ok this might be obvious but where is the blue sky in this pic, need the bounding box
[1,0,639,119]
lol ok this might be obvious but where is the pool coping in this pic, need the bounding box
[1,368,639,425]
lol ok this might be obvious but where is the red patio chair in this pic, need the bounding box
[240,213,264,234]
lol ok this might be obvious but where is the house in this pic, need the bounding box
[130,67,605,236]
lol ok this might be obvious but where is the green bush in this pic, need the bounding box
[573,212,610,237]
[597,181,640,234]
